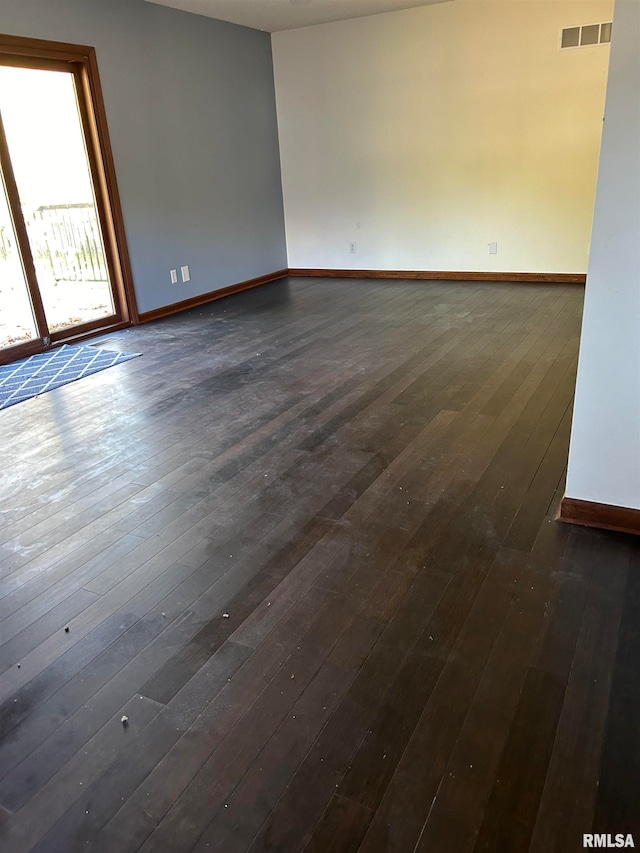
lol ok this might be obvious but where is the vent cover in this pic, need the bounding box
[561,22,612,49]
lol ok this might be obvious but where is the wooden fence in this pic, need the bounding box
[0,203,108,283]
[28,203,108,282]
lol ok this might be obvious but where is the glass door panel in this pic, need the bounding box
[0,64,116,335]
[0,169,38,349]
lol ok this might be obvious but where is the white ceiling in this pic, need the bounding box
[144,0,454,33]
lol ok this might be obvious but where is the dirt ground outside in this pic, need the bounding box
[0,260,114,348]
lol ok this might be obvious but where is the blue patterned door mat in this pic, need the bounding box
[0,344,141,410]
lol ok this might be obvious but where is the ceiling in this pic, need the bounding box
[144,0,454,33]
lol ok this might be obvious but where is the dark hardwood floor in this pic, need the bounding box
[0,277,638,852]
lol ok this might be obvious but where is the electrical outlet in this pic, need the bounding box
[489,242,498,255]
[170,269,178,284]
[349,242,357,254]
[181,265,191,283]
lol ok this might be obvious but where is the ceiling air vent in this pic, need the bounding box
[561,22,612,49]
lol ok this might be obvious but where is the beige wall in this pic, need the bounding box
[565,0,640,510]
[272,0,613,273]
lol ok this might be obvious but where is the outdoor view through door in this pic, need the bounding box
[0,37,136,364]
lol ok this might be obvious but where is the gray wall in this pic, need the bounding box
[0,0,287,313]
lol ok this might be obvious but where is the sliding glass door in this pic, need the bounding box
[0,167,40,349]
[0,40,137,364]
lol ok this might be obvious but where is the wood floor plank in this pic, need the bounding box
[39,585,335,853]
[529,532,631,853]
[0,588,100,673]
[245,571,453,853]
[132,536,423,853]
[368,518,571,853]
[471,667,566,853]
[27,641,254,853]
[591,545,640,837]
[0,694,164,853]
[325,543,522,853]
[1,278,630,853]
[0,533,144,629]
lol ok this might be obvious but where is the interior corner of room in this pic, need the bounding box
[0,0,638,511]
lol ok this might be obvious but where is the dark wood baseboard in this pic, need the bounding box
[138,269,289,323]
[288,268,586,284]
[559,497,640,536]
[137,266,585,326]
